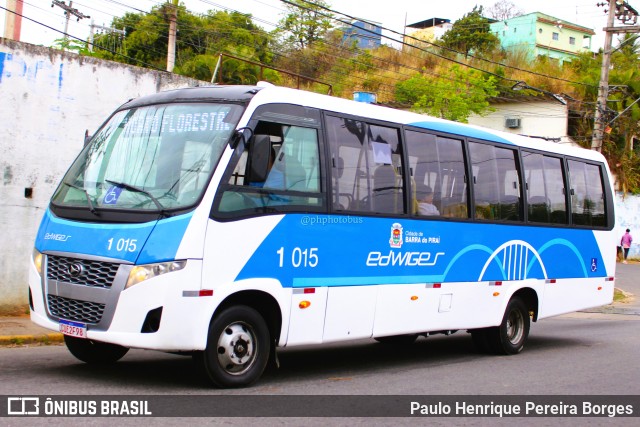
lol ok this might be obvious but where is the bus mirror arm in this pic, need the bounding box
[230,127,253,149]
[84,129,93,147]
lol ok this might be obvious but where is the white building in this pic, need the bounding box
[468,95,575,145]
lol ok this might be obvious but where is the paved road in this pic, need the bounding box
[586,262,640,315]
[0,313,638,425]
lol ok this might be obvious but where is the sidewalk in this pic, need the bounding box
[0,316,63,346]
[2,262,638,347]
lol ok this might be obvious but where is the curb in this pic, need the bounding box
[0,333,64,346]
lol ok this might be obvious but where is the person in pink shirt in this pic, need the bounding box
[621,229,633,264]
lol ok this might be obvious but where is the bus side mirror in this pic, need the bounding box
[246,135,271,184]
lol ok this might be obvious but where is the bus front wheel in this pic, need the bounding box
[195,305,270,388]
[64,335,129,364]
[486,297,530,355]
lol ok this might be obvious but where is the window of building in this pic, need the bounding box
[552,32,559,41]
[569,36,576,45]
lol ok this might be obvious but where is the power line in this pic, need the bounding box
[294,0,598,88]
[0,4,166,72]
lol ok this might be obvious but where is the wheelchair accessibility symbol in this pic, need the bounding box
[591,258,598,272]
[103,186,123,205]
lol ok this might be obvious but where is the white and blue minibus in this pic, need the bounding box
[29,83,616,387]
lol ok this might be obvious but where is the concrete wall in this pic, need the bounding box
[0,38,204,314]
[615,192,640,260]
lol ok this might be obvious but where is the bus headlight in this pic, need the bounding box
[32,248,43,275]
[125,260,187,289]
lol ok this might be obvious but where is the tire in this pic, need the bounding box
[194,305,270,388]
[374,334,418,345]
[486,297,530,355]
[64,335,129,364]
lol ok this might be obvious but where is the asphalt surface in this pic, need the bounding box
[1,261,638,346]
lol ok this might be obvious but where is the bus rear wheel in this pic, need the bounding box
[64,335,129,364]
[194,305,270,388]
[486,297,530,355]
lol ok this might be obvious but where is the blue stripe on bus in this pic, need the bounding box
[36,209,193,264]
[235,214,607,288]
[409,121,514,145]
[293,275,446,287]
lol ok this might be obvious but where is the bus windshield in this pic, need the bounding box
[52,103,242,213]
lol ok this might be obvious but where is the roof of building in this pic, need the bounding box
[406,18,450,29]
[495,12,595,35]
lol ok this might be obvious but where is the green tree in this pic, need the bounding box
[439,6,499,58]
[395,65,498,122]
[276,0,334,50]
[91,5,275,83]
[52,37,89,54]
[569,36,640,193]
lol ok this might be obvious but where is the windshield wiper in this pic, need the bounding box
[105,179,165,211]
[62,181,99,216]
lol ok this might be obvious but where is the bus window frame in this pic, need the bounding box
[466,139,525,223]
[402,126,472,221]
[211,103,329,221]
[323,112,409,218]
[564,155,613,230]
[519,147,569,227]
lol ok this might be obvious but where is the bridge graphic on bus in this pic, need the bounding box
[442,238,590,282]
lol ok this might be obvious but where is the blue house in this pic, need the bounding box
[341,19,382,49]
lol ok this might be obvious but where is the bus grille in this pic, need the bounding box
[47,295,105,324]
[47,255,119,288]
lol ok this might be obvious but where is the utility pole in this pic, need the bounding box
[51,0,90,44]
[166,0,178,72]
[3,0,24,41]
[592,0,640,151]
[592,0,618,152]
[88,19,125,52]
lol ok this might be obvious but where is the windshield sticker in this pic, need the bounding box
[103,185,123,205]
[121,111,230,139]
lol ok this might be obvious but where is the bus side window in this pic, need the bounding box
[522,151,567,224]
[567,160,606,227]
[470,142,522,221]
[405,130,468,219]
[326,116,405,215]
[215,119,324,216]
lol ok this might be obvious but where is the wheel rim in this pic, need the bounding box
[216,321,257,376]
[506,309,524,345]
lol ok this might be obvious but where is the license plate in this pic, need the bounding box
[59,319,87,338]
